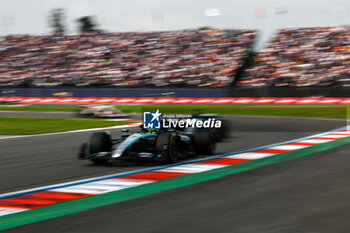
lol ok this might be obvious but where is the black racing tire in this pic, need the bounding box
[156,133,179,163]
[89,131,112,164]
[77,143,88,159]
[216,118,230,140]
[193,129,216,155]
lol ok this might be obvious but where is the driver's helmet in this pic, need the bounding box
[148,128,160,134]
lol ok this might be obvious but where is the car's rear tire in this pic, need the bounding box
[156,133,179,163]
[193,129,216,155]
[89,131,112,164]
[216,118,230,139]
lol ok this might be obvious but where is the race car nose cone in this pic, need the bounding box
[111,151,122,158]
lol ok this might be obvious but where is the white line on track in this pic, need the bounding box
[0,123,139,140]
[226,115,347,122]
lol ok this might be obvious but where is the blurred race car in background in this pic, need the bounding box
[78,104,128,118]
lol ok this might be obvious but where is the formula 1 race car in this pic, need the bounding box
[78,126,216,164]
[78,104,128,118]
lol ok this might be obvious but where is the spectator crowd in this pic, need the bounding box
[1,26,349,89]
[0,29,256,88]
[240,26,350,87]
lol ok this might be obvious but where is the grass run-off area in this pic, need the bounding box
[0,104,349,119]
[0,105,78,112]
[0,117,135,135]
[116,104,350,119]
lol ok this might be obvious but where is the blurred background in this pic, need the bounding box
[0,0,349,95]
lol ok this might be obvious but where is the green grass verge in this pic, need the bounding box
[0,106,79,112]
[0,117,134,135]
[0,135,349,231]
[0,104,349,119]
[117,104,350,119]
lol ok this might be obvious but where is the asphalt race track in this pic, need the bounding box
[0,115,348,232]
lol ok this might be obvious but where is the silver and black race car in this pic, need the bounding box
[78,126,217,164]
[78,104,128,118]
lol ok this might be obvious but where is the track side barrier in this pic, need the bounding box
[1,97,350,104]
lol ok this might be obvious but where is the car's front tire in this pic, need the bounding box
[89,131,112,164]
[193,129,216,155]
[156,133,179,163]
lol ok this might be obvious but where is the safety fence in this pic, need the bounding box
[2,97,350,104]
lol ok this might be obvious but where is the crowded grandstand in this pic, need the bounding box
[0,26,349,89]
[0,30,256,88]
[240,26,350,87]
